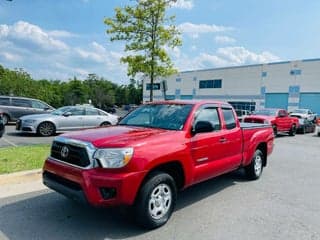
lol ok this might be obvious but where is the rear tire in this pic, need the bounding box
[289,124,296,136]
[245,149,264,180]
[133,171,177,229]
[2,114,9,125]
[37,122,55,136]
[100,122,111,127]
[272,125,277,137]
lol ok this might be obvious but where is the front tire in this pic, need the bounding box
[37,122,55,136]
[133,172,177,229]
[272,125,277,137]
[245,149,264,180]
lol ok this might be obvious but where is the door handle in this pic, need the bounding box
[219,137,227,143]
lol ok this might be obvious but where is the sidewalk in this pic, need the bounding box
[0,169,47,199]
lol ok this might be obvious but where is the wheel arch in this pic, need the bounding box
[256,142,267,167]
[138,161,185,194]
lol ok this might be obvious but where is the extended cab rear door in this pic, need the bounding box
[190,104,241,183]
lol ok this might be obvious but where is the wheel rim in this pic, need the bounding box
[39,123,54,136]
[254,154,263,176]
[148,183,172,220]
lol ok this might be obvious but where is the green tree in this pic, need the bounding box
[104,0,181,102]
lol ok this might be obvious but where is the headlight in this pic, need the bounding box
[94,147,134,168]
[24,119,37,124]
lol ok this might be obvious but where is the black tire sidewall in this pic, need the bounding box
[246,149,264,180]
[134,172,177,229]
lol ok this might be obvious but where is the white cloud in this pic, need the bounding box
[215,35,236,44]
[178,22,233,38]
[0,51,21,62]
[0,21,69,52]
[170,0,194,10]
[48,30,78,38]
[216,46,280,65]
[172,46,280,71]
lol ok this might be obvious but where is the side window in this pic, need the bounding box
[194,107,221,132]
[12,99,32,107]
[69,107,84,116]
[0,97,10,105]
[85,108,99,115]
[31,100,47,109]
[222,108,237,130]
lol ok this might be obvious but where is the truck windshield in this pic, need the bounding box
[119,104,193,130]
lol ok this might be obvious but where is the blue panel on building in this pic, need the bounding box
[180,95,193,100]
[166,95,175,100]
[299,93,320,115]
[265,93,288,109]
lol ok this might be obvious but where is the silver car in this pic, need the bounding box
[16,105,119,136]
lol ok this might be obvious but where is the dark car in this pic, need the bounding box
[0,112,5,138]
[0,96,55,125]
[291,115,315,134]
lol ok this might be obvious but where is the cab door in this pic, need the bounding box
[191,105,230,183]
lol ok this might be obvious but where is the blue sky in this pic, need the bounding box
[1,0,320,84]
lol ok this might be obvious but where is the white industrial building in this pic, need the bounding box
[143,58,320,114]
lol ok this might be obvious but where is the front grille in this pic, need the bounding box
[51,141,91,167]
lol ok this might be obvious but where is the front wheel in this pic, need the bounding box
[133,172,177,229]
[272,125,277,137]
[245,149,264,180]
[37,122,55,136]
[2,114,9,125]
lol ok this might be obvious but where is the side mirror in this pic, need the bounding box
[63,112,72,117]
[193,121,213,134]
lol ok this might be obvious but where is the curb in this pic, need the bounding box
[0,169,47,199]
[0,169,42,185]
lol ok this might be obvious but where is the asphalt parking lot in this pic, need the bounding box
[0,133,319,240]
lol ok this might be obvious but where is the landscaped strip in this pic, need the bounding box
[0,144,51,174]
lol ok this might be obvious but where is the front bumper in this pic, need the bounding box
[16,120,37,133]
[43,158,147,207]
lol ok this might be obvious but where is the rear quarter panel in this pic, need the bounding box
[241,124,274,166]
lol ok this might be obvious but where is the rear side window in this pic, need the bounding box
[12,98,32,107]
[85,108,99,115]
[31,100,48,109]
[0,97,10,105]
[222,108,237,129]
[69,107,84,116]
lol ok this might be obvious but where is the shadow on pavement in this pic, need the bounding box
[0,170,247,240]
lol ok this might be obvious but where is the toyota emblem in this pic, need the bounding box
[61,146,69,158]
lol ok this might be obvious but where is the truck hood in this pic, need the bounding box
[60,125,177,148]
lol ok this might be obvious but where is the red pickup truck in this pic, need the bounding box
[43,100,274,229]
[243,108,299,136]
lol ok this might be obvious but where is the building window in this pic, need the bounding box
[146,83,161,90]
[176,78,182,82]
[290,69,302,75]
[261,72,267,77]
[175,89,181,95]
[199,79,222,89]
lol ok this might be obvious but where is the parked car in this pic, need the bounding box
[289,108,317,122]
[43,100,274,229]
[0,95,55,125]
[244,108,299,136]
[16,105,119,136]
[293,117,315,134]
[0,112,5,138]
[315,118,320,136]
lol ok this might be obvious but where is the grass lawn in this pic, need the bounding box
[0,144,51,174]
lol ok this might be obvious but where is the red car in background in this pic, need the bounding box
[244,108,299,136]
